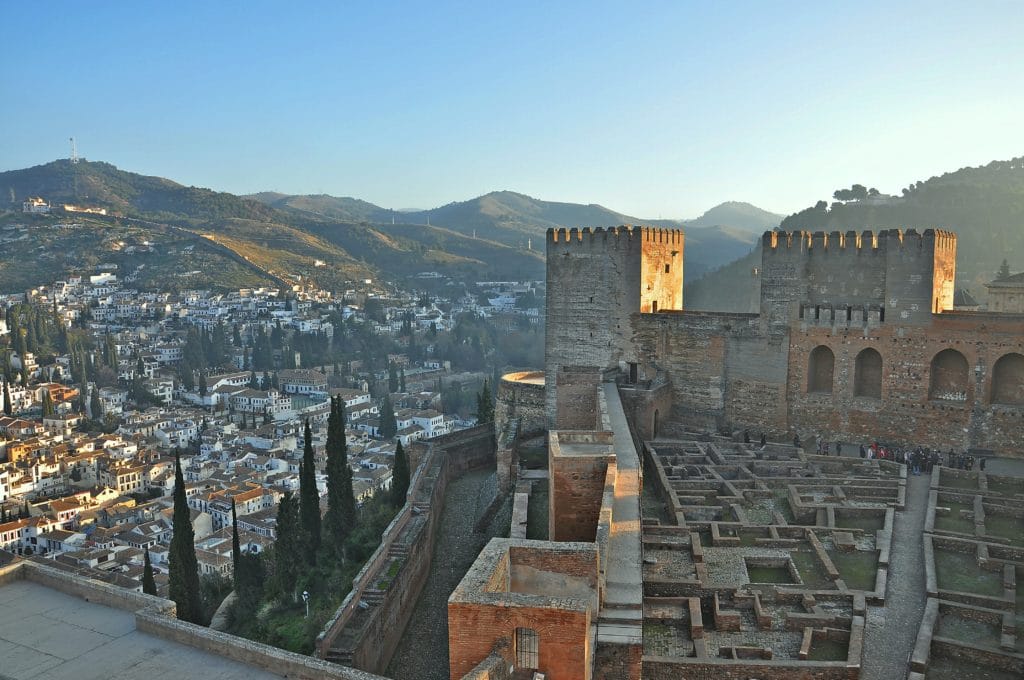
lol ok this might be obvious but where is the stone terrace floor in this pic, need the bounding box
[0,580,284,680]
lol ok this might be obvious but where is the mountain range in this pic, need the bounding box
[0,160,777,291]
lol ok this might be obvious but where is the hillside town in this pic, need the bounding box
[0,263,543,597]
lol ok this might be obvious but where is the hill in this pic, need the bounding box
[0,160,544,290]
[0,160,278,224]
[687,157,1024,312]
[260,189,770,281]
[684,201,783,233]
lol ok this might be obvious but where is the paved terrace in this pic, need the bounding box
[0,561,383,680]
[0,579,283,680]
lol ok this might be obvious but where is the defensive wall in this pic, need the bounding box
[546,226,1024,456]
[316,425,496,673]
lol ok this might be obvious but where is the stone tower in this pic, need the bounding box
[544,226,684,426]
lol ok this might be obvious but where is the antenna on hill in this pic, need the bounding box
[69,137,79,164]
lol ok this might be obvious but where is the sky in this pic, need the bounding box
[2,1,1023,219]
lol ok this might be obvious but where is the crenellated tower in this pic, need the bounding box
[544,226,684,425]
[759,228,957,329]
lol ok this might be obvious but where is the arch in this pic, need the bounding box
[807,345,834,394]
[854,348,883,399]
[929,349,969,401]
[991,353,1024,405]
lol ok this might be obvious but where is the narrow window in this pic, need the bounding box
[515,627,539,669]
[664,264,670,273]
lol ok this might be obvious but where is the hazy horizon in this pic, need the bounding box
[2,2,1023,218]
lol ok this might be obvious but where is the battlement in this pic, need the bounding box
[762,228,956,254]
[547,225,683,248]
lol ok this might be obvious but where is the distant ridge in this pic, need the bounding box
[0,158,780,289]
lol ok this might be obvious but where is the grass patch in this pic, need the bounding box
[934,549,1003,597]
[828,550,878,591]
[790,551,834,589]
[746,565,796,584]
[940,473,979,490]
[937,613,1001,645]
[934,501,974,534]
[834,514,883,532]
[808,638,847,661]
[984,515,1024,547]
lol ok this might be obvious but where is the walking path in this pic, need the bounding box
[861,471,931,680]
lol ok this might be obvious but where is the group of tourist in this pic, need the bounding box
[743,430,988,476]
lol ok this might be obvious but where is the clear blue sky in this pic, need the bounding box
[2,1,1023,218]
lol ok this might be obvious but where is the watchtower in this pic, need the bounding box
[544,226,684,426]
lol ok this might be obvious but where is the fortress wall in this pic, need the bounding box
[317,426,495,673]
[631,312,787,435]
[786,317,1023,454]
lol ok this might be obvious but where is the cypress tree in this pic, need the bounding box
[198,372,207,397]
[299,420,321,562]
[400,368,406,393]
[391,440,410,508]
[169,451,203,623]
[41,390,54,418]
[90,387,103,420]
[388,362,398,393]
[231,499,241,571]
[380,394,397,439]
[274,492,302,600]
[325,398,356,556]
[142,548,157,596]
[476,379,494,425]
[3,381,11,416]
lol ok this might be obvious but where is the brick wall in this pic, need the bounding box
[549,451,611,542]
[448,602,592,680]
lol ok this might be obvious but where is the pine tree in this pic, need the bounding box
[299,420,321,563]
[169,451,203,623]
[391,440,410,508]
[380,394,397,439]
[273,492,302,600]
[142,548,157,596]
[325,398,356,557]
